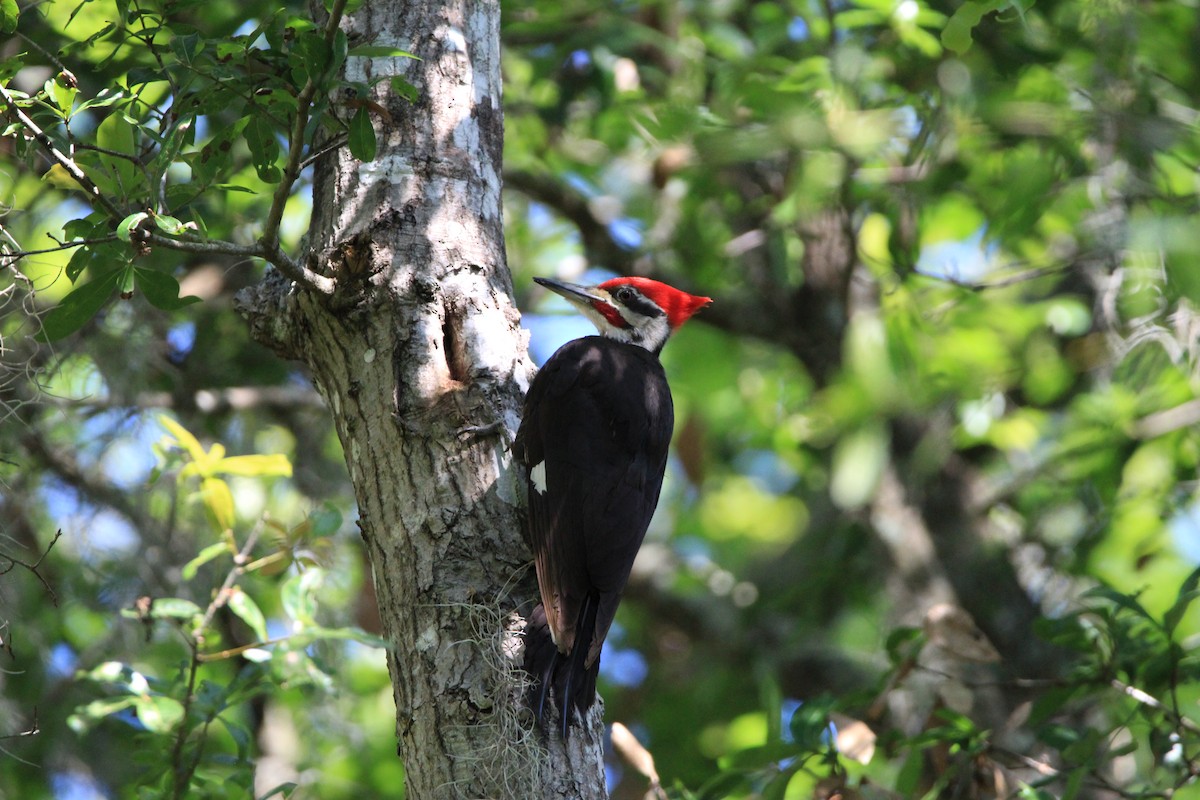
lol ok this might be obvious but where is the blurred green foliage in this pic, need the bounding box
[3,0,1200,797]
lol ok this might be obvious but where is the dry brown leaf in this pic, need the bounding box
[611,721,661,789]
[831,712,877,765]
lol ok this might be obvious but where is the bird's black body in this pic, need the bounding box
[515,336,674,733]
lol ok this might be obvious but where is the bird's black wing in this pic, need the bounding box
[515,337,673,723]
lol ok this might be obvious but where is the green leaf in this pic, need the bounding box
[39,268,122,341]
[290,626,390,650]
[96,112,141,193]
[227,588,269,642]
[761,765,802,800]
[390,77,419,102]
[281,568,323,626]
[941,0,1007,55]
[65,240,125,283]
[75,696,138,723]
[134,694,184,733]
[829,421,887,510]
[133,268,202,310]
[220,718,253,760]
[116,211,149,242]
[152,214,186,235]
[347,45,420,59]
[788,695,835,751]
[182,542,232,581]
[257,783,298,800]
[348,106,377,162]
[308,504,342,537]
[48,76,78,116]
[117,597,203,623]
[76,88,124,112]
[0,0,17,34]
[244,116,281,183]
[1164,566,1200,636]
[885,626,924,664]
[1082,585,1156,622]
[119,265,135,298]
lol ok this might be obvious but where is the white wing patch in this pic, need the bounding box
[530,460,548,494]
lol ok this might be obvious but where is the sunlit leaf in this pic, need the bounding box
[158,415,208,462]
[210,454,292,478]
[134,694,184,733]
[281,568,323,627]
[116,212,149,242]
[941,0,1007,54]
[227,587,269,642]
[829,422,887,510]
[152,214,186,235]
[0,0,18,34]
[199,476,236,532]
[118,597,203,623]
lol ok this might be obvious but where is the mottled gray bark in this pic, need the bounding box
[237,0,607,796]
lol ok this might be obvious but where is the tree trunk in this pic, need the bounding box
[237,0,607,796]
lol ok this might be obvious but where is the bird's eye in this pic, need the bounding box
[615,286,634,303]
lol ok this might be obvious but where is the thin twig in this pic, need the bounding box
[1111,678,1200,735]
[0,235,119,261]
[3,69,332,293]
[169,523,262,800]
[197,634,292,662]
[0,530,62,606]
[259,0,349,288]
[299,133,349,170]
[0,82,124,219]
[141,232,335,293]
[197,524,263,635]
[0,708,39,741]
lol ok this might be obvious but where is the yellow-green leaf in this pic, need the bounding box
[830,422,888,510]
[159,415,207,462]
[211,454,293,478]
[200,476,235,532]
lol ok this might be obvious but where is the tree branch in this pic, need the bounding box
[505,167,638,272]
[2,75,335,295]
[0,82,125,219]
[143,233,336,294]
[259,0,349,266]
[43,385,325,413]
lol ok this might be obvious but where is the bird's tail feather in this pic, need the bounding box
[523,598,601,737]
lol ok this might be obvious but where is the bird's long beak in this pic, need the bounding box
[534,277,607,309]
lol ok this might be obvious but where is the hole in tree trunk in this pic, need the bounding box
[442,304,468,384]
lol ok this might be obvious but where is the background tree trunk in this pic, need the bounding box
[239,0,608,796]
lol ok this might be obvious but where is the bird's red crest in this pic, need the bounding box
[598,277,712,329]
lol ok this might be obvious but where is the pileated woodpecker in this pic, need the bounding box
[515,275,711,735]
